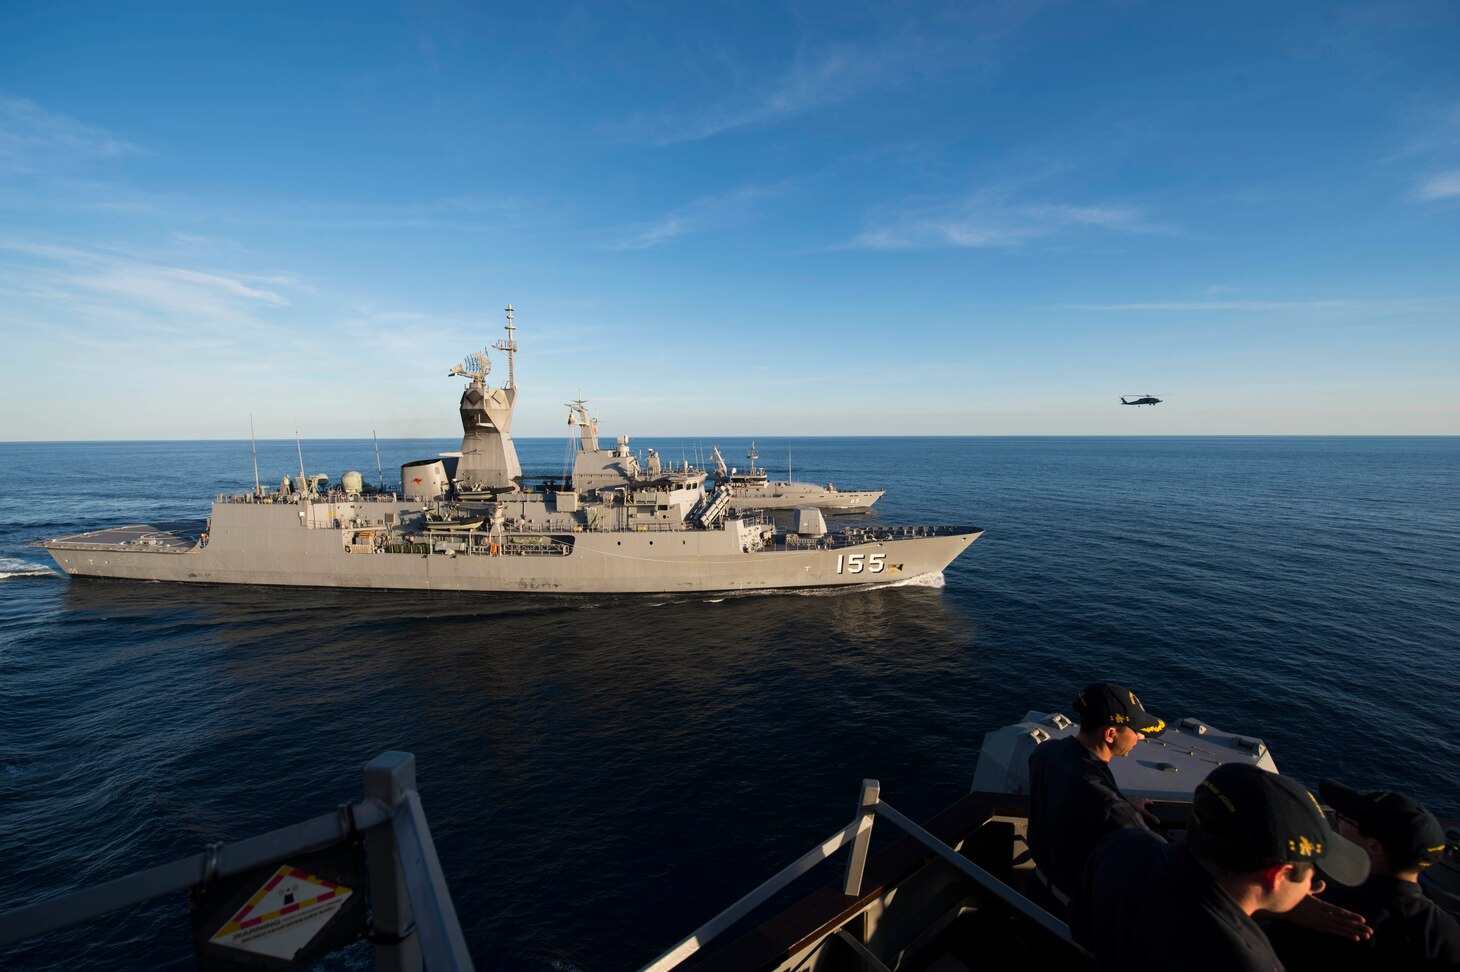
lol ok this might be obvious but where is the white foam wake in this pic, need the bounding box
[0,557,59,580]
[883,571,945,589]
[732,570,947,598]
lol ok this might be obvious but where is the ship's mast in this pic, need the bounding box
[566,398,598,452]
[373,428,384,491]
[250,413,261,496]
[295,429,306,495]
[445,304,523,490]
[493,304,517,389]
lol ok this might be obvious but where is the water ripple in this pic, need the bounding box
[0,436,1457,970]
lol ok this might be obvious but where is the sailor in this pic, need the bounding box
[1025,681,1166,915]
[1071,763,1371,971]
[1266,779,1460,971]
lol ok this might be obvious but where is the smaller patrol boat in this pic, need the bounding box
[711,443,885,513]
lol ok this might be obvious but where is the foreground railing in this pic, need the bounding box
[639,780,1082,972]
[0,752,473,971]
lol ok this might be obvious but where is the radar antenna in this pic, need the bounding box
[492,304,518,389]
[449,349,491,382]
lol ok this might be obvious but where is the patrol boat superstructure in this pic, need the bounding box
[711,443,885,512]
[37,308,980,594]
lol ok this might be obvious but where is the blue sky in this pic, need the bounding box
[1,1,1457,439]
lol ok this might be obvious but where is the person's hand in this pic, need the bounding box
[1125,795,1161,826]
[1264,895,1372,941]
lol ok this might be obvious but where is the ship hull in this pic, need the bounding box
[41,507,980,595]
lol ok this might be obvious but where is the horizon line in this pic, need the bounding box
[4,433,1458,445]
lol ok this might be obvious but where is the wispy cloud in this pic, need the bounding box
[1385,98,1460,200]
[844,190,1171,251]
[604,184,787,250]
[605,2,1053,145]
[0,237,298,343]
[220,191,551,232]
[1067,298,1449,313]
[610,44,882,146]
[1412,167,1460,201]
[0,94,147,175]
[69,265,291,310]
[1381,99,1460,165]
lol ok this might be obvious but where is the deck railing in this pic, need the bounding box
[217,491,401,504]
[415,534,576,557]
[781,524,977,552]
[638,780,1082,972]
[0,752,473,972]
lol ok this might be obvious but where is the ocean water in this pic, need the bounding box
[1,436,1457,970]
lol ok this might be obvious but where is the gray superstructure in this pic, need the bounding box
[38,308,979,594]
[711,444,885,512]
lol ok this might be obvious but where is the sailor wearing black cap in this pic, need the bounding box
[1268,779,1460,970]
[1071,763,1371,971]
[1025,681,1167,916]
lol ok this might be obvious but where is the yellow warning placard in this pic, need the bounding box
[208,864,353,961]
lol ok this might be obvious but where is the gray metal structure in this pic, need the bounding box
[0,751,473,971]
[37,308,980,594]
[710,443,885,512]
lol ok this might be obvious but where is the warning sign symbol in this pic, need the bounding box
[208,864,354,961]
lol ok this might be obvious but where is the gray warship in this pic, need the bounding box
[37,308,980,594]
[710,443,885,512]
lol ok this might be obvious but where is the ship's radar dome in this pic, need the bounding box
[342,471,364,495]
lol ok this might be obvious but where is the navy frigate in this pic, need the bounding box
[37,308,980,594]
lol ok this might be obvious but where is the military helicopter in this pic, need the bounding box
[1120,394,1163,406]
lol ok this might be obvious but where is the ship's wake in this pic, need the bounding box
[0,557,59,580]
[884,571,946,589]
[686,571,947,601]
[783,571,946,596]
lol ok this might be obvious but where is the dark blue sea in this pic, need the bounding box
[2,436,1457,970]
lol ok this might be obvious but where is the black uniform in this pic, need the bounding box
[1072,827,1285,971]
[1026,735,1149,904]
[1267,874,1460,971]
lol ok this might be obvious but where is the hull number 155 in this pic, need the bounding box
[835,553,885,574]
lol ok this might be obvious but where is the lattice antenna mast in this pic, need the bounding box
[492,304,518,389]
[449,349,491,383]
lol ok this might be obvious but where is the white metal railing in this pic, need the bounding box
[780,524,978,552]
[641,820,863,972]
[406,533,576,557]
[638,781,1083,972]
[217,492,401,504]
[0,752,473,972]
